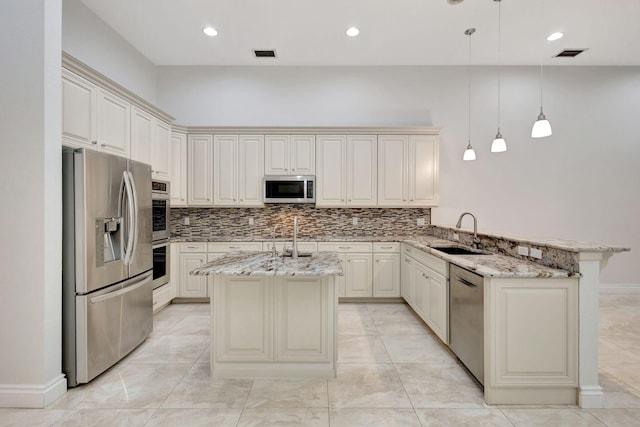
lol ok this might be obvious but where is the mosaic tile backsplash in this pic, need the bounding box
[170,206,431,240]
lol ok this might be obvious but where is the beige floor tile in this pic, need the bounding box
[161,364,253,409]
[415,408,513,427]
[600,363,640,393]
[330,408,422,427]
[244,378,328,408]
[599,373,640,408]
[366,302,414,316]
[236,408,329,426]
[0,409,69,427]
[328,364,411,409]
[380,334,455,364]
[338,335,392,363]
[76,363,192,409]
[51,408,155,426]
[338,311,378,336]
[599,336,639,365]
[588,408,640,427]
[338,302,370,314]
[371,314,431,336]
[500,408,606,426]
[145,408,242,427]
[166,314,210,336]
[126,334,209,364]
[395,363,486,408]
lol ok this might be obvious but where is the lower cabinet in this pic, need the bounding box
[317,242,374,297]
[179,252,209,298]
[373,243,401,297]
[401,243,449,344]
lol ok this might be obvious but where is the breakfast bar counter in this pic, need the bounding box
[191,251,343,379]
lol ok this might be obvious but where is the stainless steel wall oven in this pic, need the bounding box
[151,180,170,290]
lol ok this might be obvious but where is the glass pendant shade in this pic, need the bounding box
[491,131,507,152]
[531,109,552,138]
[463,142,476,161]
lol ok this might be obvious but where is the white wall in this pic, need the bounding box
[157,65,639,284]
[62,0,158,103]
[0,0,66,407]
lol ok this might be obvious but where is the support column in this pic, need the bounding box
[578,252,604,408]
[0,0,66,408]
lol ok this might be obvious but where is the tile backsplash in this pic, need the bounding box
[170,206,431,240]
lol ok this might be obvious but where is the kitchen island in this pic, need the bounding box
[191,251,343,378]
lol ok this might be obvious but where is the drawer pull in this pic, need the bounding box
[404,259,411,263]
[339,246,351,249]
[380,246,394,249]
[422,273,430,279]
[228,246,241,249]
[186,246,199,249]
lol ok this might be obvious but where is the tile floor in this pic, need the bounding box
[2,292,640,426]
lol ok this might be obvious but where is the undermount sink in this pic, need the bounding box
[431,246,490,256]
[281,252,313,258]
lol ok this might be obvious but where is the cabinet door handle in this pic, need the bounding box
[404,259,411,263]
[92,140,98,145]
[406,248,412,253]
[101,143,106,148]
[292,168,295,171]
[422,273,430,279]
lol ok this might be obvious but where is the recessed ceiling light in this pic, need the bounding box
[547,32,564,41]
[203,27,218,37]
[345,27,360,37]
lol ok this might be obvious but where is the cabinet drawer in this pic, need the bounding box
[318,242,373,253]
[373,242,400,253]
[207,242,263,252]
[402,243,447,277]
[181,242,207,252]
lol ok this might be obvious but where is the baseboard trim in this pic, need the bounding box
[600,284,640,294]
[0,374,67,408]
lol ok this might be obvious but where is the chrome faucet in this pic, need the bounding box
[292,216,299,259]
[271,224,283,257]
[456,212,481,249]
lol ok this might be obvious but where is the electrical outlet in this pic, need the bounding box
[530,248,543,259]
[453,233,460,241]
[183,217,190,226]
[417,217,425,226]
[352,217,358,226]
[517,246,529,256]
[248,217,254,225]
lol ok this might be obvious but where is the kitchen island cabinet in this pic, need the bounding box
[191,251,342,378]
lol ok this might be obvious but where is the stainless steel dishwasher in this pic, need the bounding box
[449,264,484,385]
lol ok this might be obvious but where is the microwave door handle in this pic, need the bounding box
[303,179,307,200]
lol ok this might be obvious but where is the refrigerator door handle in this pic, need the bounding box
[122,171,136,265]
[89,272,152,304]
[127,170,139,264]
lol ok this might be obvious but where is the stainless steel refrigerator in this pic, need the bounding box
[62,148,153,387]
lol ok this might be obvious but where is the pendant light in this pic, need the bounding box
[531,0,552,138]
[463,28,476,161]
[491,0,507,153]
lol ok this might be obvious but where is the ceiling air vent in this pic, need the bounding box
[253,49,277,58]
[555,49,587,58]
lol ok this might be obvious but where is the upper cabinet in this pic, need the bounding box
[170,132,188,207]
[62,69,131,158]
[214,135,264,207]
[187,134,214,206]
[316,135,377,207]
[378,135,438,207]
[265,135,315,175]
[130,106,171,180]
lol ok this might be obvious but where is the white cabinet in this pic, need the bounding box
[62,70,96,148]
[62,69,130,157]
[152,120,172,181]
[265,135,315,175]
[317,242,373,297]
[179,252,209,298]
[187,134,213,206]
[373,243,401,297]
[378,135,438,207]
[401,244,449,343]
[316,135,377,207]
[170,132,188,206]
[96,89,131,157]
[214,135,264,207]
[130,106,153,164]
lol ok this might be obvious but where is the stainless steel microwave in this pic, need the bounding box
[264,175,315,203]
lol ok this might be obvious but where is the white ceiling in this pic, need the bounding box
[81,0,640,67]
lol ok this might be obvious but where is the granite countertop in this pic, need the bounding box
[402,238,576,279]
[190,251,344,277]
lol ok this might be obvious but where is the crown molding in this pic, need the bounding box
[184,126,441,135]
[62,51,175,124]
